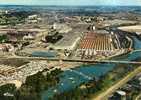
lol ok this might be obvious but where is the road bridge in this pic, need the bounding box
[2,56,141,65]
[130,49,141,54]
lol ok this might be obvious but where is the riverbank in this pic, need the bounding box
[93,66,141,100]
[50,63,140,100]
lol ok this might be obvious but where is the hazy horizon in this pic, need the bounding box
[0,0,141,6]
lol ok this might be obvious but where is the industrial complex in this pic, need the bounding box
[0,5,141,100]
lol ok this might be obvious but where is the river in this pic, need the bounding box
[41,35,141,100]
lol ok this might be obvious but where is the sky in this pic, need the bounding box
[0,0,141,6]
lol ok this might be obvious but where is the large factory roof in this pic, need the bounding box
[51,32,81,50]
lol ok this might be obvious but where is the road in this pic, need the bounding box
[1,56,141,65]
[136,94,141,100]
[92,66,141,100]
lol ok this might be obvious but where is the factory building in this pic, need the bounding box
[76,31,117,59]
[50,32,81,51]
[53,23,72,33]
[79,32,114,51]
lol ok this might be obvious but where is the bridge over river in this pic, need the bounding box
[2,56,141,65]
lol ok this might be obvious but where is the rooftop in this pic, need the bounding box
[54,32,80,47]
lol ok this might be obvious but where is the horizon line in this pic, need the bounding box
[0,4,141,7]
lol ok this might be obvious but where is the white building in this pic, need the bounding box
[50,32,81,51]
[53,23,72,33]
[28,15,38,20]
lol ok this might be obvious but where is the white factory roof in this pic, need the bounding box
[51,32,80,50]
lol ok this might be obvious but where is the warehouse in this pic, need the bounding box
[50,32,81,51]
[76,31,117,59]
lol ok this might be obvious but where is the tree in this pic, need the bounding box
[0,84,16,95]
[0,35,8,43]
